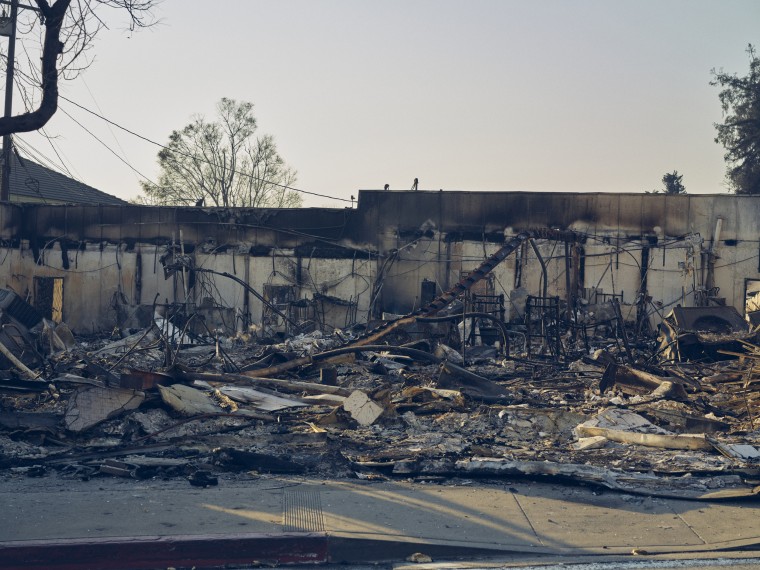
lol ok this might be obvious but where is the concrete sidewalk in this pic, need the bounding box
[1,473,759,568]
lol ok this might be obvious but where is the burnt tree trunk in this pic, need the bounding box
[0,0,70,137]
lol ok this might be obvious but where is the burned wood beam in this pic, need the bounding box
[600,363,690,398]
[0,338,39,380]
[436,361,510,401]
[241,344,441,378]
[575,422,712,451]
[612,299,634,363]
[178,370,352,397]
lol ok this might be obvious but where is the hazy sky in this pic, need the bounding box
[11,0,760,206]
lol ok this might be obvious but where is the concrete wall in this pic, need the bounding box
[0,191,758,334]
[357,191,760,327]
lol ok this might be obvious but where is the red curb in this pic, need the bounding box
[0,532,328,570]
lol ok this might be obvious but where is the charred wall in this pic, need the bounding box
[0,192,758,334]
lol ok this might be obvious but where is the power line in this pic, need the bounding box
[11,144,47,203]
[58,105,158,185]
[8,60,149,186]
[58,94,353,204]
[81,78,133,163]
[12,67,81,182]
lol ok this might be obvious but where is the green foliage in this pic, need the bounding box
[141,98,302,208]
[711,45,760,195]
[662,170,686,194]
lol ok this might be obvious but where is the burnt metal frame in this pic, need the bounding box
[525,295,561,360]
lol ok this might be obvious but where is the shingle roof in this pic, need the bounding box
[2,149,127,205]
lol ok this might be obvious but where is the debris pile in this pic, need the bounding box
[2,289,760,502]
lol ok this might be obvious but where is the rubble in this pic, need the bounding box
[2,291,760,503]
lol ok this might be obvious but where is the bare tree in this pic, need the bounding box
[140,98,302,208]
[0,0,157,137]
[237,134,300,207]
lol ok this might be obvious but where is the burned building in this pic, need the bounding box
[0,191,757,341]
[3,189,760,511]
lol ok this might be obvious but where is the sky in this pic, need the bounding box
[8,0,760,207]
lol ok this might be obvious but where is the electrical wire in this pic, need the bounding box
[58,105,158,184]
[13,62,338,206]
[58,94,353,204]
[13,42,82,182]
[80,76,135,176]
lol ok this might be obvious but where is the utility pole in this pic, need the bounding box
[0,0,18,202]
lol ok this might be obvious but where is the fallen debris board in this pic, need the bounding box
[649,380,690,400]
[158,384,221,415]
[343,390,384,426]
[0,377,48,392]
[575,419,712,451]
[0,338,38,379]
[99,459,134,478]
[120,369,176,390]
[65,386,145,432]
[712,442,760,460]
[572,436,608,451]
[179,370,352,397]
[452,457,760,501]
[437,361,509,401]
[90,328,157,357]
[51,374,106,388]
[219,386,309,411]
[643,408,730,434]
[600,363,689,397]
[0,411,61,430]
[220,449,306,473]
[574,409,713,451]
[301,393,347,406]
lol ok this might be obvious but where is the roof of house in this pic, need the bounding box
[3,149,127,205]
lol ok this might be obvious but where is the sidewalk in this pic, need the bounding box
[1,472,759,569]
